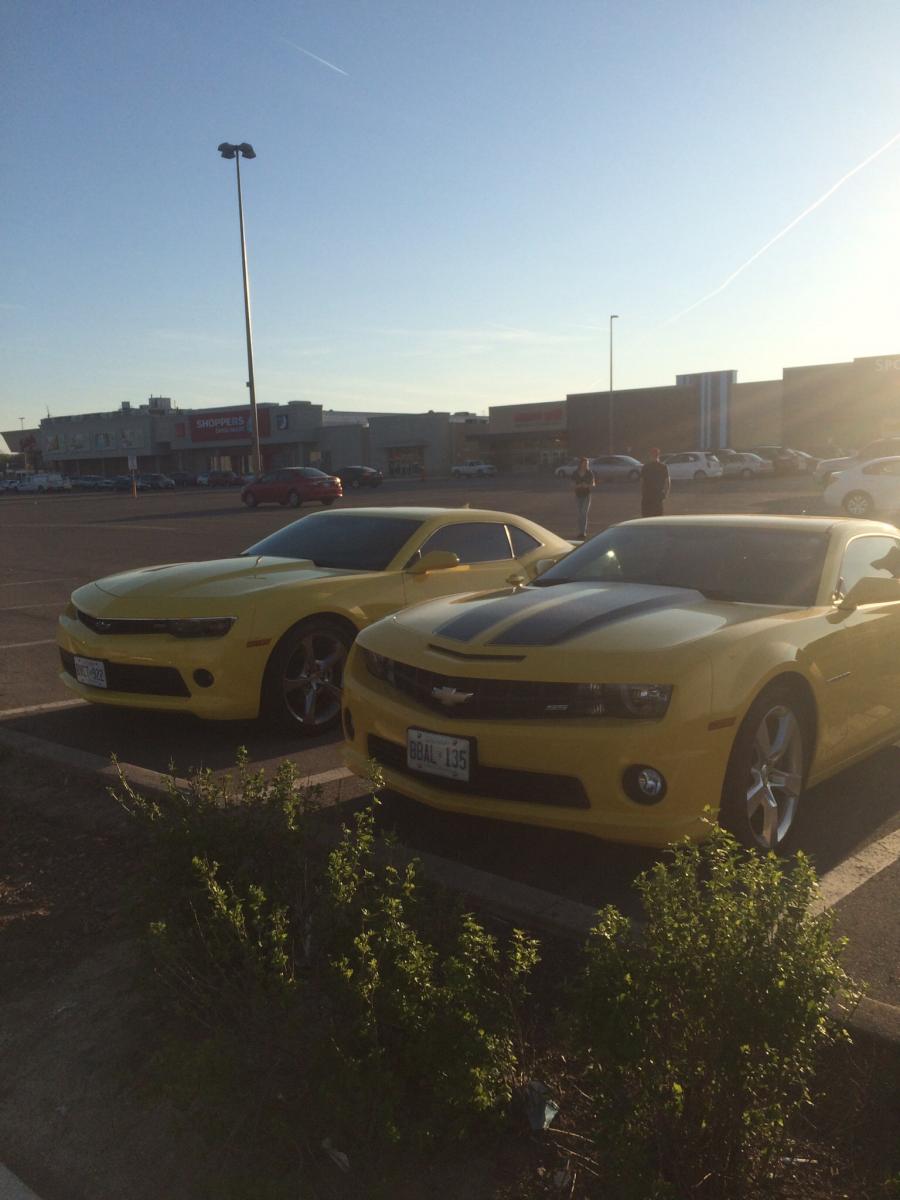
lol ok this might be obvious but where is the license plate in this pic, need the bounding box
[407,729,471,782]
[74,655,107,689]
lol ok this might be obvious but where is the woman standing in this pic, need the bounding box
[572,456,595,539]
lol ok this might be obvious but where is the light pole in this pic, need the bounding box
[217,141,262,477]
[608,314,619,453]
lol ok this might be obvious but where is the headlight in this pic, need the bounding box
[558,683,673,718]
[167,617,236,638]
[603,683,673,718]
[364,649,395,683]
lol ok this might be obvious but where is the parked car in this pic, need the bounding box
[715,450,771,479]
[343,512,900,854]
[660,452,723,480]
[241,466,342,509]
[821,457,900,517]
[334,465,384,489]
[451,460,496,477]
[57,507,573,733]
[137,473,176,491]
[750,446,808,474]
[112,475,148,491]
[16,473,72,493]
[814,437,900,486]
[198,470,243,487]
[556,455,643,482]
[168,472,197,487]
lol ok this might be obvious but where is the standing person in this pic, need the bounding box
[572,456,595,539]
[640,448,670,517]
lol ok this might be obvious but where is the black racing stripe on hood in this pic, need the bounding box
[488,585,703,646]
[433,586,590,643]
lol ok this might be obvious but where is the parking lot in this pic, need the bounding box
[2,473,899,1002]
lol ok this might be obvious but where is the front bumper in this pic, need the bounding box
[57,611,268,720]
[341,661,733,847]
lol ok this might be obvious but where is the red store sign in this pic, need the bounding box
[188,408,271,442]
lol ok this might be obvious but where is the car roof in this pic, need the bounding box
[302,506,547,523]
[617,513,899,535]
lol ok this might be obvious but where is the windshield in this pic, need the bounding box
[242,513,423,571]
[535,524,829,607]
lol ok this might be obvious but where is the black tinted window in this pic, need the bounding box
[509,525,542,556]
[536,524,829,606]
[243,514,423,571]
[420,522,512,563]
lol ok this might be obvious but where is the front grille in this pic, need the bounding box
[368,735,589,809]
[78,609,171,636]
[385,660,594,719]
[60,649,190,698]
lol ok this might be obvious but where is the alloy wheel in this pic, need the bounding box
[281,629,347,729]
[743,704,803,851]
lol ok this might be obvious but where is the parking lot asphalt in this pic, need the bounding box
[1,474,899,1004]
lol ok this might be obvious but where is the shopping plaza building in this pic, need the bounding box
[4,351,900,477]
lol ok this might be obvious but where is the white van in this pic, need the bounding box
[16,473,72,493]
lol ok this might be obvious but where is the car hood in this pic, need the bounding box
[364,582,795,670]
[818,456,855,472]
[88,556,362,602]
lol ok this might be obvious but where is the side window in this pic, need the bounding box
[419,522,512,563]
[838,536,900,596]
[508,525,542,557]
[259,472,277,484]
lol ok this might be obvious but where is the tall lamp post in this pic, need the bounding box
[608,313,619,453]
[217,142,262,477]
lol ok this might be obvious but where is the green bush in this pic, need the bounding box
[113,753,539,1155]
[565,826,858,1199]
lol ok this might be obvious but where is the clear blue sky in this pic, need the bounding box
[4,0,899,430]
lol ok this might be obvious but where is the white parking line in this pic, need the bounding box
[0,699,86,719]
[0,638,57,650]
[0,578,73,588]
[813,826,900,914]
[299,766,354,787]
[0,602,63,611]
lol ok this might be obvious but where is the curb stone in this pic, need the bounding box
[0,725,897,1052]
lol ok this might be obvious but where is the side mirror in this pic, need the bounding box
[406,550,461,575]
[837,576,900,610]
[506,572,526,588]
[532,557,559,577]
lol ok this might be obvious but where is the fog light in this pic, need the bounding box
[193,669,215,688]
[343,707,355,741]
[622,764,667,805]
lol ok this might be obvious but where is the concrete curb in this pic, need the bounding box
[1,724,897,1051]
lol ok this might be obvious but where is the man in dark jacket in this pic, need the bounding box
[640,448,670,518]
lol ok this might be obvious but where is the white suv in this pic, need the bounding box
[451,460,497,477]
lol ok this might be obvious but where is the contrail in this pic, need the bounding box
[279,36,348,76]
[663,127,900,326]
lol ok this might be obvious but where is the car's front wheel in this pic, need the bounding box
[693,470,706,480]
[720,683,807,853]
[843,490,874,517]
[628,468,640,481]
[261,617,353,734]
[243,491,258,508]
[740,467,754,480]
[287,491,301,508]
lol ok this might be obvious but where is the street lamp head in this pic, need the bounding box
[218,142,256,159]
[611,313,620,320]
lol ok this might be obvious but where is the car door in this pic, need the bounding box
[401,521,520,604]
[859,459,900,511]
[831,533,900,749]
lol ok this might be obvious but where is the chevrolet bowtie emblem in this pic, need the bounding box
[431,686,474,707]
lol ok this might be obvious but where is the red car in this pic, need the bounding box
[241,467,342,509]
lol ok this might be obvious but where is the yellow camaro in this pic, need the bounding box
[57,507,572,733]
[342,514,900,851]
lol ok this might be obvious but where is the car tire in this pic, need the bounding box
[351,479,360,489]
[740,468,754,480]
[628,468,640,481]
[288,491,301,508]
[693,470,706,480]
[243,492,258,508]
[843,491,873,517]
[719,682,808,853]
[320,498,335,506]
[260,617,353,735]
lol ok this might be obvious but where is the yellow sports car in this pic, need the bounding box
[57,507,572,733]
[342,514,900,851]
